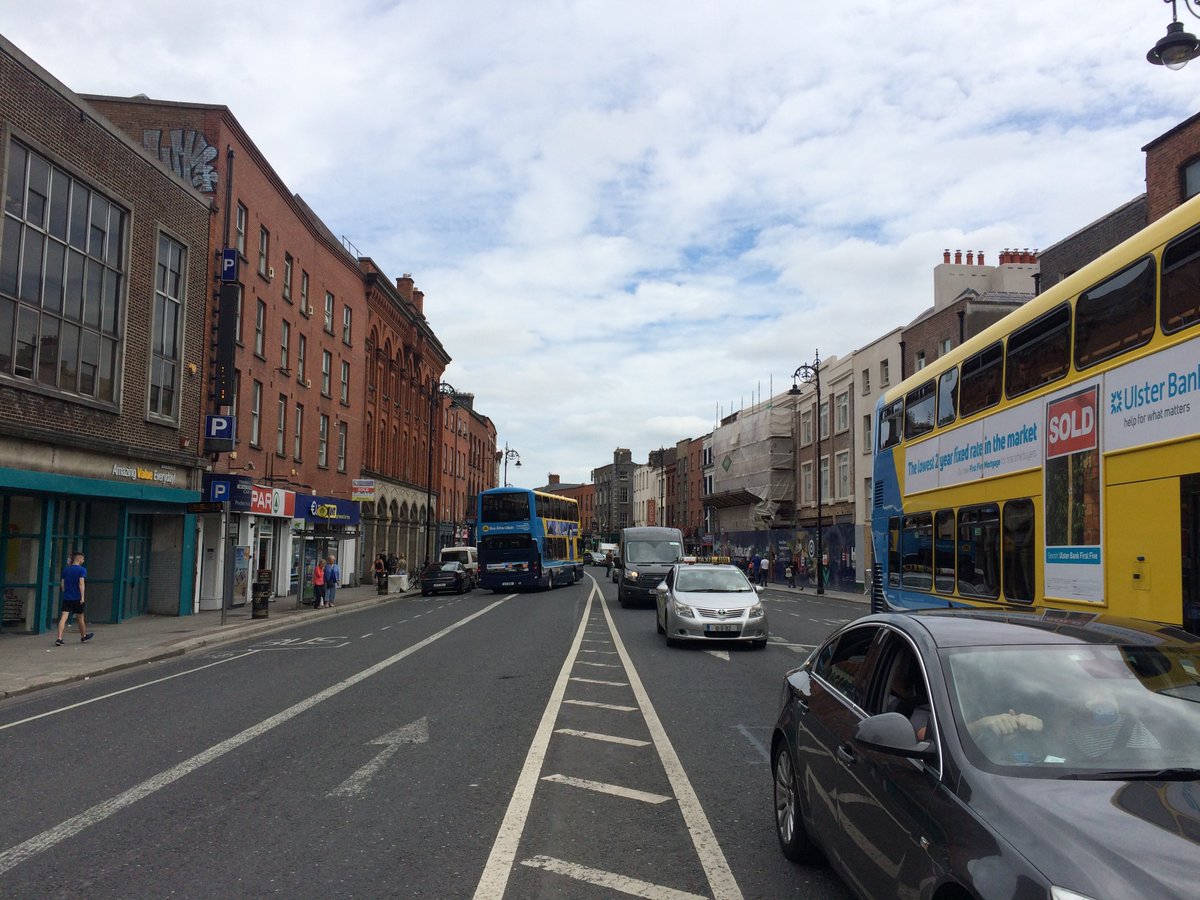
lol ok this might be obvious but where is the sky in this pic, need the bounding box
[5,2,1200,484]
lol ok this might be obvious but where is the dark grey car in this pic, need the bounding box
[772,609,1200,899]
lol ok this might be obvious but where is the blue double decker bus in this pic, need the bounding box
[477,487,582,591]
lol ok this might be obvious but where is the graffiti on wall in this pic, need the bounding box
[142,129,219,192]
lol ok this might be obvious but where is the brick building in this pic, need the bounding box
[0,36,210,632]
[438,391,496,550]
[1144,110,1200,223]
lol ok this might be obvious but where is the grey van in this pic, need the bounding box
[615,526,684,607]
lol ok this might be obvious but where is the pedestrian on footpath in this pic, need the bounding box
[313,557,327,608]
[56,551,93,645]
[325,555,340,607]
[374,553,387,594]
[786,563,795,588]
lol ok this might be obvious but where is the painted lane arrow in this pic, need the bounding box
[328,717,429,798]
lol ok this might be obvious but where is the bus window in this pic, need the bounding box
[901,512,933,592]
[481,492,532,522]
[878,399,903,451]
[934,509,955,594]
[957,503,1000,600]
[888,516,901,588]
[1003,498,1035,604]
[1075,256,1155,369]
[936,368,958,427]
[1005,303,1070,399]
[959,342,1002,417]
[904,381,936,441]
[1162,224,1200,334]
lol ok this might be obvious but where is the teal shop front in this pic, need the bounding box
[0,465,200,634]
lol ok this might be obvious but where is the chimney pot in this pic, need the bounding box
[966,251,974,265]
[943,249,951,263]
[954,250,962,264]
[978,250,985,265]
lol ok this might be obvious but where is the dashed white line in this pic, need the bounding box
[519,856,706,900]
[541,773,671,805]
[576,661,620,668]
[563,699,636,712]
[569,677,628,687]
[554,728,650,747]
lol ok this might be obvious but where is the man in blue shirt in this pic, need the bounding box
[56,551,94,645]
[325,554,340,607]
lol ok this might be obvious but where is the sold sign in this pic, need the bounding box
[1046,386,1098,459]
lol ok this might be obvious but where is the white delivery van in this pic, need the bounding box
[439,546,479,589]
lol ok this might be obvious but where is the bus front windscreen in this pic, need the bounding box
[625,540,682,564]
[480,493,532,523]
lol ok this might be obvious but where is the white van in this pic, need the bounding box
[439,546,478,589]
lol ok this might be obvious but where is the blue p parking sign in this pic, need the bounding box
[205,415,236,453]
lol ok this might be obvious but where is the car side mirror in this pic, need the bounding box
[754,584,764,593]
[853,712,936,761]
[654,583,669,596]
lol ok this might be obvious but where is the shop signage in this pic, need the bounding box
[302,495,360,525]
[203,473,253,510]
[112,464,178,485]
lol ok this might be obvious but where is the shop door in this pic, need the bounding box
[1183,475,1200,636]
[123,515,153,619]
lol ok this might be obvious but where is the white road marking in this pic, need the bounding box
[598,594,744,900]
[579,649,618,655]
[736,724,771,764]
[0,598,511,876]
[563,699,636,712]
[704,650,730,661]
[541,773,671,805]
[576,661,620,668]
[0,650,260,732]
[361,633,374,638]
[569,677,627,687]
[520,855,706,900]
[329,717,430,798]
[554,728,649,747]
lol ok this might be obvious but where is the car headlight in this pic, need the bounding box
[747,602,764,618]
[625,568,639,581]
[1050,888,1098,900]
[672,600,696,618]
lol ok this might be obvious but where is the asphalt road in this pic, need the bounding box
[0,570,859,899]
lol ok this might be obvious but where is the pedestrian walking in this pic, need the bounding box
[387,553,399,576]
[313,557,327,608]
[396,553,407,575]
[375,553,387,594]
[325,555,340,607]
[56,551,93,645]
[786,563,795,588]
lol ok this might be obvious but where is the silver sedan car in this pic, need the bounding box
[654,563,768,648]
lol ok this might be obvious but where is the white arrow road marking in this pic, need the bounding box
[520,855,707,900]
[541,774,671,804]
[554,728,649,747]
[704,650,730,661]
[329,717,430,798]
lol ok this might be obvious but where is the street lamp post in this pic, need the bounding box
[1148,0,1200,69]
[425,379,456,568]
[501,442,521,487]
[789,350,824,595]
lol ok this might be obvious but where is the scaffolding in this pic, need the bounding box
[710,396,796,528]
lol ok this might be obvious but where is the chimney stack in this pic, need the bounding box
[943,249,951,263]
[396,274,414,302]
[978,250,985,265]
[966,251,974,265]
[954,250,962,264]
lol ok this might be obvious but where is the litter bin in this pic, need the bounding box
[252,568,272,619]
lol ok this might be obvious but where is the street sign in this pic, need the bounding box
[352,478,376,501]
[221,248,239,282]
[205,415,236,452]
[187,501,224,514]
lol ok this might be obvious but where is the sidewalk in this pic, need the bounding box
[0,582,418,700]
[760,580,873,607]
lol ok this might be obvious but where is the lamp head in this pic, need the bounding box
[1149,20,1200,68]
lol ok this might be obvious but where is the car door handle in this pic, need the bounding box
[836,744,856,766]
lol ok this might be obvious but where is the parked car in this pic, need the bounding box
[419,561,469,596]
[439,546,478,588]
[771,609,1200,899]
[654,563,767,648]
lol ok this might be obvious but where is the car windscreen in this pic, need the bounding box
[624,540,682,564]
[675,569,753,593]
[944,642,1200,776]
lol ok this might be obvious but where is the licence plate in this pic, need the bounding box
[502,581,514,586]
[705,623,739,632]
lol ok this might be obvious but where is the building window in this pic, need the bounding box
[836,450,850,499]
[819,399,830,440]
[801,461,813,504]
[318,414,329,467]
[863,414,872,452]
[342,305,352,344]
[276,395,287,455]
[880,359,890,386]
[938,338,952,356]
[297,334,307,385]
[280,320,290,371]
[1185,157,1200,201]
[293,403,303,460]
[258,226,269,277]
[340,360,350,403]
[250,379,262,446]
[801,410,813,445]
[0,140,127,404]
[915,351,926,370]
[861,368,870,395]
[254,299,265,357]
[337,422,347,472]
[235,203,246,255]
[321,350,331,395]
[835,392,849,432]
[820,456,830,501]
[324,291,334,332]
[283,253,293,301]
[300,271,309,313]
[149,232,186,420]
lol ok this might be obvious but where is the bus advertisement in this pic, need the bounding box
[477,487,582,591]
[872,193,1200,635]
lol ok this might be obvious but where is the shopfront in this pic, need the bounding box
[293,495,359,605]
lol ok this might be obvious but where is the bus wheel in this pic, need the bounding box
[547,570,554,590]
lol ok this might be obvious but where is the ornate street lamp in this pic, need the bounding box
[789,350,824,595]
[424,380,456,567]
[1148,0,1200,68]
[501,442,521,487]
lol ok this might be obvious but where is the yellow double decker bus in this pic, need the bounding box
[872,194,1200,634]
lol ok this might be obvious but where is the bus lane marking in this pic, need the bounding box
[520,855,706,900]
[554,728,649,748]
[576,660,620,669]
[540,773,671,805]
[569,677,627,687]
[563,699,636,712]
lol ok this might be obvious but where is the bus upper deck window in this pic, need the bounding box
[904,380,936,441]
[1162,225,1200,334]
[1075,256,1154,369]
[1005,303,1070,399]
[878,399,903,451]
[937,368,958,427]
[959,342,1002,417]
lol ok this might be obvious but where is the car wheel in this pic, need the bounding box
[752,638,768,649]
[421,589,430,596]
[773,743,815,862]
[656,606,665,634]
[617,586,627,608]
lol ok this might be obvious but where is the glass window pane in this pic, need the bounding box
[1074,257,1155,369]
[8,495,43,534]
[84,258,103,328]
[1005,304,1070,399]
[4,142,27,217]
[102,270,120,335]
[64,249,84,321]
[89,195,109,259]
[957,504,1001,600]
[43,240,65,314]
[48,170,70,239]
[0,297,13,372]
[79,330,98,396]
[38,316,59,385]
[25,154,49,228]
[98,338,116,402]
[14,305,38,377]
[107,205,123,267]
[959,342,1003,417]
[58,322,80,390]
[904,380,936,440]
[1162,224,1200,334]
[937,368,958,427]
[1003,499,1035,603]
[0,220,21,295]
[68,186,88,249]
[19,228,43,304]
[934,509,955,593]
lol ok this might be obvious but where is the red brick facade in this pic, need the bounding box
[1144,111,1200,223]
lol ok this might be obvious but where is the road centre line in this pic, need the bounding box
[520,855,706,900]
[0,597,512,877]
[541,773,671,805]
[569,677,627,687]
[0,650,261,732]
[598,593,744,899]
[554,728,649,747]
[563,699,636,712]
